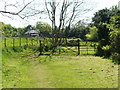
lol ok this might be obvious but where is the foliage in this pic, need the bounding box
[97,23,110,46]
[107,12,120,63]
[109,13,120,53]
[92,6,118,26]
[92,6,119,57]
[36,21,52,37]
[23,25,34,34]
[91,6,120,64]
[65,21,88,39]
[102,45,111,57]
[111,54,120,64]
[1,22,26,37]
[17,27,25,36]
[86,26,98,41]
[2,24,17,37]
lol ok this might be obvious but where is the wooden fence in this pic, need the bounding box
[2,37,98,55]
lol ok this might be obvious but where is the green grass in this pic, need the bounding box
[2,48,118,88]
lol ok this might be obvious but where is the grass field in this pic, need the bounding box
[2,48,118,88]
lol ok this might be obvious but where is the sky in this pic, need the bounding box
[0,0,120,28]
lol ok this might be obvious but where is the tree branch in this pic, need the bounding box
[0,0,35,19]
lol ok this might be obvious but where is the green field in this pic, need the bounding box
[2,47,118,88]
[2,37,118,88]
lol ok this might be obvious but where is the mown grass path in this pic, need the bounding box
[2,50,118,88]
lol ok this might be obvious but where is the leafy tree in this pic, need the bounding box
[1,22,24,37]
[0,22,5,36]
[105,11,120,63]
[17,27,25,36]
[24,25,34,31]
[96,23,111,56]
[108,12,120,54]
[92,6,119,56]
[86,26,98,41]
[67,21,88,39]
[2,24,14,37]
[36,21,52,37]
[92,6,118,26]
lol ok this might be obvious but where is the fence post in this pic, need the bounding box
[30,38,33,46]
[19,38,21,47]
[39,40,42,55]
[58,46,61,54]
[87,42,88,55]
[4,38,6,48]
[94,44,96,52]
[13,38,15,49]
[26,38,28,46]
[77,39,80,55]
[65,38,67,45]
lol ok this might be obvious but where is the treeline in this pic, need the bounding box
[0,21,89,39]
[0,21,52,37]
[88,6,120,64]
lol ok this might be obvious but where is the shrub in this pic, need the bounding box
[102,45,111,57]
[111,53,120,64]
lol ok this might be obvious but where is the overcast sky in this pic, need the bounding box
[0,0,119,28]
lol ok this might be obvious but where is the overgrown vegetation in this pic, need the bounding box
[87,6,120,64]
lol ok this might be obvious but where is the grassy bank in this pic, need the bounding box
[2,48,118,88]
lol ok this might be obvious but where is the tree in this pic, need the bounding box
[92,6,119,56]
[92,6,118,26]
[0,22,5,36]
[68,21,87,39]
[86,26,98,41]
[108,12,120,54]
[0,0,44,19]
[45,0,91,45]
[36,21,52,37]
[2,24,17,37]
[17,27,25,36]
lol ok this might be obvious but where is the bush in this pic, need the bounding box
[96,45,104,56]
[102,45,111,57]
[111,54,120,64]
